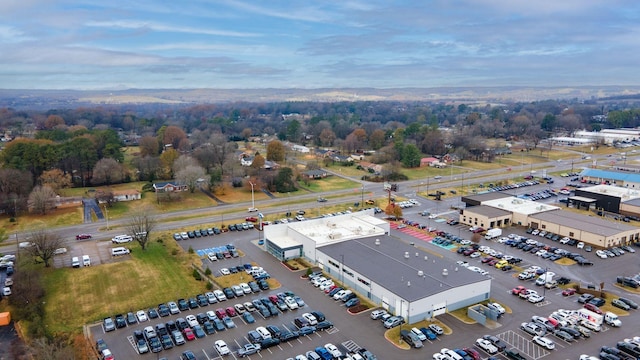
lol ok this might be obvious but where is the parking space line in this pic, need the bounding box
[201,348,212,360]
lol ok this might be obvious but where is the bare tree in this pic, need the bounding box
[92,158,124,185]
[39,169,72,192]
[28,337,75,360]
[27,185,57,215]
[172,155,199,174]
[175,165,208,193]
[27,229,64,267]
[125,208,157,250]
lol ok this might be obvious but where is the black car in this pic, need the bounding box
[482,334,507,352]
[260,337,281,349]
[258,279,269,290]
[556,277,571,285]
[166,320,177,333]
[194,230,201,237]
[559,326,581,339]
[176,318,188,331]
[601,346,623,357]
[197,294,208,307]
[505,349,527,360]
[161,334,174,350]
[148,308,159,319]
[299,326,316,336]
[316,320,333,330]
[155,323,168,336]
[588,297,606,307]
[311,311,326,322]
[266,325,281,338]
[599,352,621,360]
[196,313,208,324]
[223,287,235,299]
[188,297,199,309]
[114,314,127,328]
[126,312,137,325]
[158,304,170,317]
[177,298,189,311]
[203,321,216,335]
[187,231,195,238]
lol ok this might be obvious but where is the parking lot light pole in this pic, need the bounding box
[361,185,364,207]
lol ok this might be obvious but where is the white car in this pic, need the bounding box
[220,268,231,275]
[528,294,545,303]
[412,327,427,341]
[470,252,481,258]
[487,302,505,315]
[207,253,217,261]
[302,312,318,325]
[596,250,608,259]
[456,260,469,268]
[532,336,555,350]
[136,310,148,322]
[284,296,299,310]
[167,301,180,314]
[215,339,231,355]
[53,247,68,255]
[239,283,252,294]
[186,314,198,327]
[2,287,11,296]
[214,289,227,302]
[4,278,13,287]
[475,338,498,354]
[577,242,585,249]
[428,214,438,219]
[467,266,482,273]
[324,343,342,358]
[459,240,471,245]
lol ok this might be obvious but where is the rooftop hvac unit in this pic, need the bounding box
[375,239,380,246]
[418,270,424,277]
[404,252,410,259]
[442,269,448,276]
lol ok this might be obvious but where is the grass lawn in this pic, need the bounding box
[0,206,83,236]
[302,176,359,192]
[43,237,208,334]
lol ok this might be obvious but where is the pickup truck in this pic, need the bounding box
[238,343,261,357]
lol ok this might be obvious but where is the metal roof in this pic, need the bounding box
[319,236,490,302]
[463,205,511,218]
[529,209,638,236]
[581,168,640,183]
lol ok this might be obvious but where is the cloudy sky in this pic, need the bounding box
[1,0,639,90]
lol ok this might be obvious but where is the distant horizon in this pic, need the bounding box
[2,1,640,90]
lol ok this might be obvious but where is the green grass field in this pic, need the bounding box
[43,237,207,334]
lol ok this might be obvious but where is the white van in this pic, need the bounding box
[111,235,133,244]
[71,256,80,268]
[82,255,91,266]
[111,247,131,256]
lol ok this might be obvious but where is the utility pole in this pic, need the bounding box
[361,185,364,207]
[249,182,256,210]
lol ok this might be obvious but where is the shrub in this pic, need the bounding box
[188,246,194,254]
[171,249,178,256]
[206,282,213,290]
[192,269,202,281]
[205,267,212,276]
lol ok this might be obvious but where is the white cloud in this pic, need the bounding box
[85,20,260,37]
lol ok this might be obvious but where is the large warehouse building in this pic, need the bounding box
[263,211,492,322]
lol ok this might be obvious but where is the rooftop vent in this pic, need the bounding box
[407,281,411,287]
[404,251,410,259]
[442,268,448,276]
[375,238,380,246]
[417,270,424,277]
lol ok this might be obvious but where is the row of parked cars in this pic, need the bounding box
[173,227,224,241]
[596,245,635,259]
[595,335,640,360]
[487,179,541,193]
[498,234,594,265]
[308,271,362,309]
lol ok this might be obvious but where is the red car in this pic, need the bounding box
[215,308,227,319]
[269,295,279,304]
[182,327,195,341]
[76,234,92,240]
[481,257,494,264]
[225,307,237,317]
[324,285,338,294]
[562,288,576,296]
[245,217,258,223]
[463,347,481,360]
[584,303,603,314]
[511,286,526,295]
[471,227,485,233]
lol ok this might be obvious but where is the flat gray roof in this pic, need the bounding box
[569,195,597,203]
[464,205,514,218]
[529,209,638,236]
[319,236,489,302]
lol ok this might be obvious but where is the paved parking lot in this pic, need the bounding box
[85,194,640,360]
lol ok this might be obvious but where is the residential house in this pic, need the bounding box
[420,157,438,167]
[113,189,141,202]
[292,144,310,153]
[359,161,383,174]
[240,155,254,167]
[153,181,188,192]
[303,169,329,179]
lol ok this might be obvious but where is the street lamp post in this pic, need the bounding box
[249,182,256,210]
[103,204,109,230]
[361,185,364,207]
